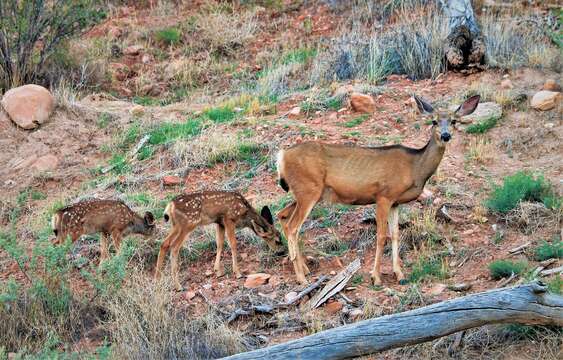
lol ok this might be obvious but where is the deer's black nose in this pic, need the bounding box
[441,133,451,142]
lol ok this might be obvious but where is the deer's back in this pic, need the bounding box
[171,191,251,225]
[57,199,136,234]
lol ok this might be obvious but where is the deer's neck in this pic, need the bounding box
[414,133,445,186]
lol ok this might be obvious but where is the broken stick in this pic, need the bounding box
[308,258,361,310]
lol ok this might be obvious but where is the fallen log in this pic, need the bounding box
[223,281,562,360]
[307,258,361,309]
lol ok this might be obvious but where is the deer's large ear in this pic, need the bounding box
[144,212,155,226]
[413,95,434,114]
[261,206,274,225]
[455,95,480,116]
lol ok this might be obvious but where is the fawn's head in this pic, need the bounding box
[249,206,285,255]
[131,211,156,236]
[414,94,480,146]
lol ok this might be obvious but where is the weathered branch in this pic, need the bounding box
[223,281,563,360]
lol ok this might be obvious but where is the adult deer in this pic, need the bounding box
[276,95,480,285]
[52,199,156,263]
[154,191,285,291]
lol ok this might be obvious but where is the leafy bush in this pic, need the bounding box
[534,240,563,261]
[466,116,499,134]
[0,0,105,88]
[486,171,560,213]
[488,259,527,280]
[547,276,562,295]
[340,114,369,128]
[154,27,182,45]
[408,255,448,283]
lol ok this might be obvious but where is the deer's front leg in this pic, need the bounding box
[224,219,242,279]
[99,233,110,266]
[388,206,405,284]
[371,198,392,286]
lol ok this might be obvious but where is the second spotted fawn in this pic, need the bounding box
[52,199,156,263]
[154,191,285,291]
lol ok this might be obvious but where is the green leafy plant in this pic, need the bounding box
[466,116,499,134]
[149,119,203,145]
[547,275,562,294]
[204,106,237,123]
[486,171,560,213]
[533,239,563,261]
[488,259,527,280]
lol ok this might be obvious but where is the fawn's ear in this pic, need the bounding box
[455,95,480,116]
[414,95,434,114]
[250,220,268,236]
[261,206,274,225]
[144,212,155,226]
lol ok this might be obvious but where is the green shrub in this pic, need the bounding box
[486,171,560,213]
[534,240,563,261]
[0,0,105,88]
[488,259,527,280]
[108,154,130,174]
[282,48,317,65]
[154,27,182,45]
[409,255,448,283]
[466,116,499,134]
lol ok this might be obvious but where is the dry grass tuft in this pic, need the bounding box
[107,273,247,359]
[501,201,561,234]
[465,136,494,165]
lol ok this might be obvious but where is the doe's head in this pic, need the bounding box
[250,206,286,256]
[414,94,480,146]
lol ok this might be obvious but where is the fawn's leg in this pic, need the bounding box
[170,226,194,291]
[214,224,226,277]
[154,226,181,281]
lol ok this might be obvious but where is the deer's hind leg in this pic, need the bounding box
[154,226,181,281]
[284,189,322,284]
[224,219,243,279]
[388,206,405,283]
[170,225,195,291]
[214,224,226,277]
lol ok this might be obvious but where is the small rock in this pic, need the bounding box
[349,308,364,319]
[202,283,212,290]
[185,291,196,300]
[1,84,55,129]
[450,102,502,124]
[531,91,560,111]
[500,79,513,89]
[244,273,271,288]
[123,45,143,56]
[129,105,145,117]
[325,300,343,314]
[31,154,59,172]
[350,92,376,113]
[542,79,561,92]
[432,197,442,206]
[330,271,336,276]
[288,106,301,118]
[285,291,298,303]
[429,283,447,296]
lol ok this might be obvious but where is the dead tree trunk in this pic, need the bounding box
[223,282,563,360]
[439,0,485,70]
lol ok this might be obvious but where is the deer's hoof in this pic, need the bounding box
[371,276,382,286]
[235,272,243,279]
[215,269,225,278]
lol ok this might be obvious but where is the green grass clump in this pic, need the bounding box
[408,255,448,283]
[108,154,130,175]
[488,259,527,280]
[301,95,343,115]
[533,240,563,261]
[282,48,317,65]
[466,116,498,134]
[154,27,182,45]
[97,112,112,128]
[486,171,560,213]
[340,114,369,128]
[148,119,203,145]
[547,275,562,294]
[204,106,237,123]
